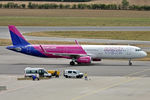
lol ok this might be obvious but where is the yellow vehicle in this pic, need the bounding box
[47,70,60,77]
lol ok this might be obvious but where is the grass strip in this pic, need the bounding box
[1,38,150,46]
[0,17,150,26]
[25,31,150,41]
[0,9,150,18]
[0,38,105,46]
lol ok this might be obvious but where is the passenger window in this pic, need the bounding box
[68,71,72,73]
[39,70,44,74]
[26,70,30,74]
[31,70,37,74]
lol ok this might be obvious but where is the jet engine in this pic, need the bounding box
[76,56,91,63]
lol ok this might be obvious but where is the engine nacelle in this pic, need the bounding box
[76,56,91,63]
[92,58,101,61]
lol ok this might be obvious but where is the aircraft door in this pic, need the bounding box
[126,47,132,58]
[98,48,103,57]
[127,48,131,55]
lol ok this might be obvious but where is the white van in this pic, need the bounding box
[63,69,83,78]
[24,67,51,78]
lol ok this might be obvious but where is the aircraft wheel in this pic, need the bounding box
[77,62,81,65]
[129,59,132,66]
[129,62,132,66]
[70,61,75,66]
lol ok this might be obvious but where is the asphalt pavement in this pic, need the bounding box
[0,46,150,76]
[1,26,150,100]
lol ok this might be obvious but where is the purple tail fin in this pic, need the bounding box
[8,25,30,46]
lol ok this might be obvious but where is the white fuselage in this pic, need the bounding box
[82,45,147,59]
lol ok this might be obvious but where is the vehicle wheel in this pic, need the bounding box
[78,76,82,78]
[65,76,68,78]
[48,76,52,78]
[76,76,79,78]
[70,61,75,65]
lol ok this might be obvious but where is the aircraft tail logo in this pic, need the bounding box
[8,25,30,46]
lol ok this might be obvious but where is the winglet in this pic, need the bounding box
[75,40,79,45]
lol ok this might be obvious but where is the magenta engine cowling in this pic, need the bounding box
[76,56,91,63]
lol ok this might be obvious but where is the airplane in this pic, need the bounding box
[6,25,147,66]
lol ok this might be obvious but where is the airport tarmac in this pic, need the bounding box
[0,46,150,100]
[1,75,150,100]
[0,25,150,100]
[0,46,150,76]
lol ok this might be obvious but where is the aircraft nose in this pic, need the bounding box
[142,51,147,57]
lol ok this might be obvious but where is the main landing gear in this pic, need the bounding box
[129,59,132,66]
[70,61,75,66]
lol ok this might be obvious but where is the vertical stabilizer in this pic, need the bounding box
[8,25,30,46]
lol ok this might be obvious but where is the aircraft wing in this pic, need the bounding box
[46,52,87,58]
[39,45,89,58]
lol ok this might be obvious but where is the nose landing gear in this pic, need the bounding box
[129,59,132,66]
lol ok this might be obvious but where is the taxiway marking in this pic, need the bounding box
[71,68,150,100]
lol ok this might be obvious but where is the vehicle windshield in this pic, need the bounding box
[38,69,48,74]
[43,70,48,74]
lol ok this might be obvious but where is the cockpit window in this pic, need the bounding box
[135,49,142,51]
